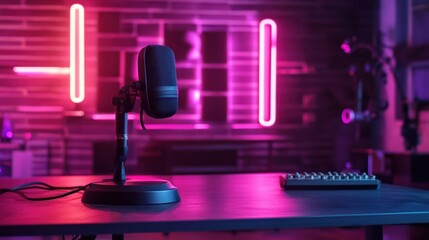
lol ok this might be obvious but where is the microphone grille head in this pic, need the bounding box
[138,45,178,119]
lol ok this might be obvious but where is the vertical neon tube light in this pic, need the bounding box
[70,4,85,103]
[259,19,277,127]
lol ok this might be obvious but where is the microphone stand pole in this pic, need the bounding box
[111,82,137,183]
[113,110,128,183]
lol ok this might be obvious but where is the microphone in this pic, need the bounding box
[82,45,181,205]
[138,44,178,119]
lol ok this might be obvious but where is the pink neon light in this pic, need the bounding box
[341,109,355,124]
[341,42,352,54]
[91,114,114,120]
[231,124,261,129]
[63,110,85,117]
[13,67,70,75]
[145,124,210,130]
[91,114,139,120]
[70,4,85,103]
[5,131,13,138]
[192,90,201,102]
[24,132,32,140]
[259,19,277,127]
[17,106,63,112]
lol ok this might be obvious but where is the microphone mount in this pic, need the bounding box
[111,81,141,183]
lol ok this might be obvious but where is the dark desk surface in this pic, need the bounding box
[1,173,429,236]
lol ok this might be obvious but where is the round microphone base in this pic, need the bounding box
[82,179,180,205]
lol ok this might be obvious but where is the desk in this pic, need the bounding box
[1,173,429,240]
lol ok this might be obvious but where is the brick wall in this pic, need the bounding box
[0,0,377,175]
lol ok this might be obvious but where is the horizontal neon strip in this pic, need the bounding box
[13,67,70,75]
[17,106,64,112]
[63,111,85,117]
[231,123,261,129]
[145,124,210,130]
[91,114,139,120]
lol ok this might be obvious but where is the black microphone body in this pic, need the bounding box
[138,45,178,118]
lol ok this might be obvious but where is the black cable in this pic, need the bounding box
[139,107,146,130]
[0,182,92,201]
[3,187,85,201]
[10,181,89,191]
[0,187,85,201]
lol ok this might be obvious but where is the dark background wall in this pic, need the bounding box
[0,0,378,176]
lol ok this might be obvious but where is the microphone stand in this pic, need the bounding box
[82,81,180,205]
[111,82,136,184]
[113,110,127,183]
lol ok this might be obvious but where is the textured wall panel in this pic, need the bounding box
[0,0,377,175]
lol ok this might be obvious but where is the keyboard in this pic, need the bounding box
[280,172,381,190]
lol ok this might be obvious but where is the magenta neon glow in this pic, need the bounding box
[5,131,13,138]
[91,114,140,121]
[17,106,63,112]
[24,132,32,140]
[341,42,352,54]
[70,4,85,103]
[341,109,355,124]
[145,124,210,130]
[259,19,277,127]
[13,67,70,75]
[231,123,261,129]
[63,110,85,117]
[191,89,201,104]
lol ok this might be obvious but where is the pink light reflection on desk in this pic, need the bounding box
[168,173,303,218]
